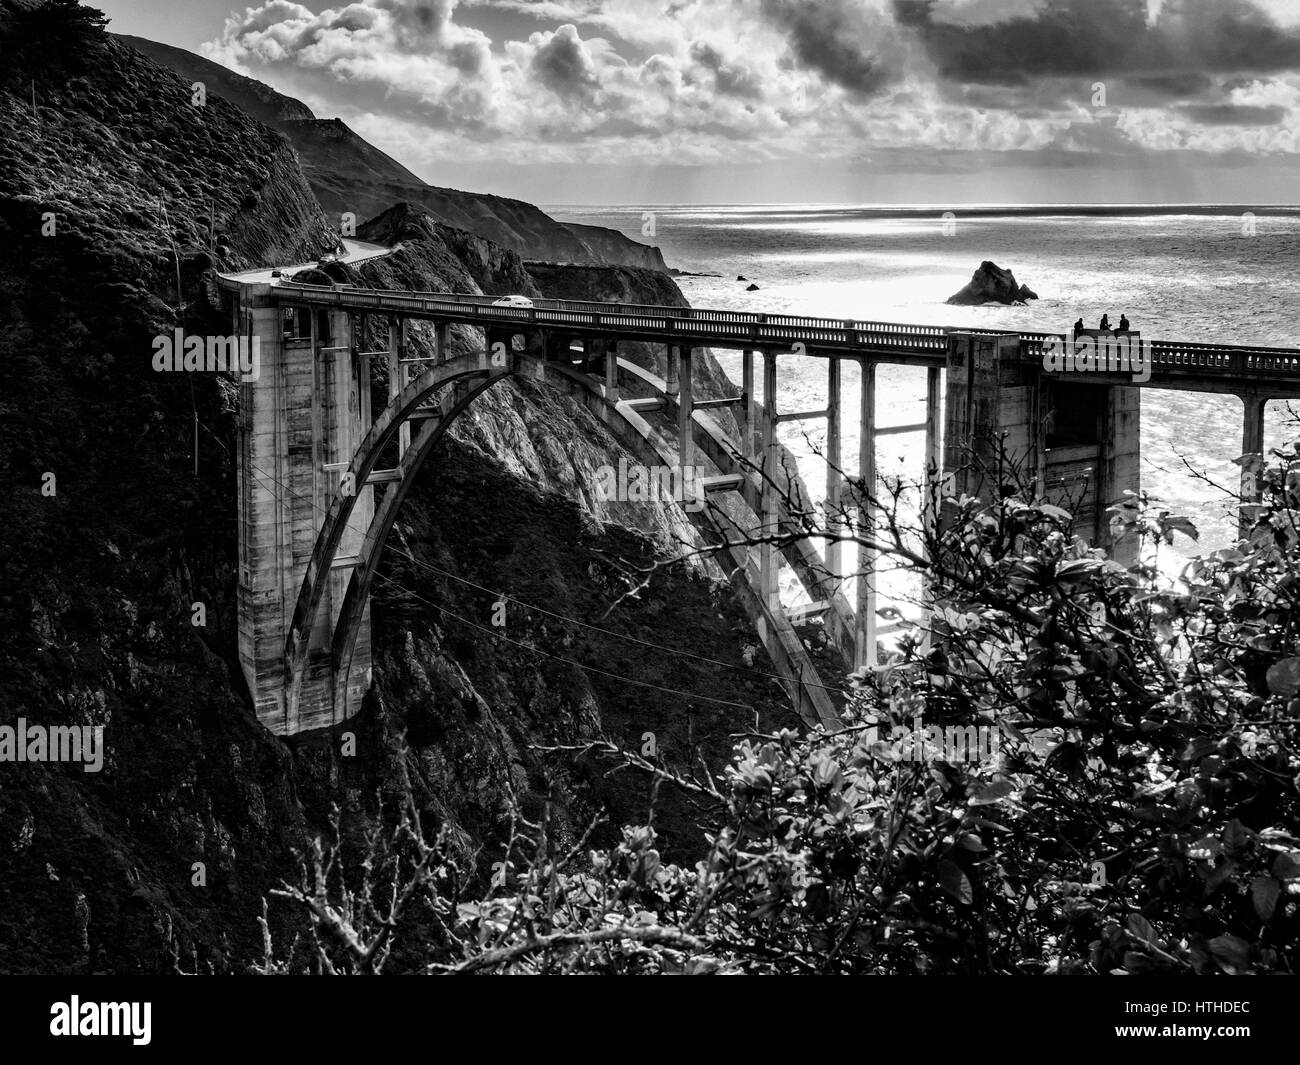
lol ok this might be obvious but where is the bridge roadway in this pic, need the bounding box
[256,280,1300,396]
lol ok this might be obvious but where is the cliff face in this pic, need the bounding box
[112,33,669,273]
[526,261,688,306]
[0,12,336,972]
[559,222,670,273]
[357,202,542,298]
[0,10,793,973]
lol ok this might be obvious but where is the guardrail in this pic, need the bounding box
[265,281,1300,379]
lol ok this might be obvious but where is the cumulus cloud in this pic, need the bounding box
[530,24,601,95]
[198,0,1300,180]
[894,0,1300,85]
[759,0,904,96]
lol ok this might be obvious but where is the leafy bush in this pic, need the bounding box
[252,440,1300,974]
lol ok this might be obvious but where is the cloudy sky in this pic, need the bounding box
[99,0,1300,204]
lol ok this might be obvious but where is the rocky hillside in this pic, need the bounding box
[546,222,670,272]
[0,3,795,973]
[115,32,668,272]
[115,34,314,126]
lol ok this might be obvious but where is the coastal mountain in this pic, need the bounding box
[115,33,669,272]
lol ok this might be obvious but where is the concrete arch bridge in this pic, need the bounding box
[219,253,1300,735]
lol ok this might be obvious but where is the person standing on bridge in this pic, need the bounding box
[1073,317,1084,335]
[1099,313,1111,332]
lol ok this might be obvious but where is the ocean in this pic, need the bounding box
[550,204,1300,562]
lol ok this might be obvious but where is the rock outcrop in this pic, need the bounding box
[946,260,1039,305]
[559,222,670,272]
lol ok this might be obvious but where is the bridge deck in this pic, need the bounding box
[218,274,1300,394]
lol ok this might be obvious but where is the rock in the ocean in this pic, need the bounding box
[737,274,748,281]
[946,260,1039,305]
[746,283,760,291]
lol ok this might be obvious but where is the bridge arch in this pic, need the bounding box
[323,352,843,727]
[285,341,844,730]
[284,350,512,718]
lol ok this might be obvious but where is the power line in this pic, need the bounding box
[368,568,754,710]
[246,463,758,712]
[387,545,848,696]
[246,439,848,695]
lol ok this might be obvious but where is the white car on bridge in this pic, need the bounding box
[492,294,534,308]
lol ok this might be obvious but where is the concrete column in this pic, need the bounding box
[1240,394,1268,536]
[678,346,694,470]
[760,350,779,612]
[943,332,1023,504]
[1102,385,1141,565]
[854,358,876,672]
[920,366,941,653]
[825,357,843,584]
[603,340,619,404]
[434,321,450,367]
[666,343,681,397]
[236,287,289,731]
[923,365,942,525]
[309,310,324,536]
[388,318,409,458]
[323,307,372,725]
[236,288,372,734]
[741,349,755,460]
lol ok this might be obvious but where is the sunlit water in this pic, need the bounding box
[549,205,1300,610]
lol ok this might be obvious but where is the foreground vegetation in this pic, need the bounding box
[254,444,1300,974]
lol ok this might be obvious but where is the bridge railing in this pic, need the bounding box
[276,282,958,353]
[272,282,1300,375]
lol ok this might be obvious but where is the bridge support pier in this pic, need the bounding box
[854,359,877,671]
[760,350,780,612]
[944,333,1140,566]
[601,340,619,404]
[666,344,682,397]
[741,349,756,458]
[388,318,410,456]
[234,286,374,734]
[1239,394,1269,536]
[920,366,941,649]
[677,347,694,468]
[825,358,843,586]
